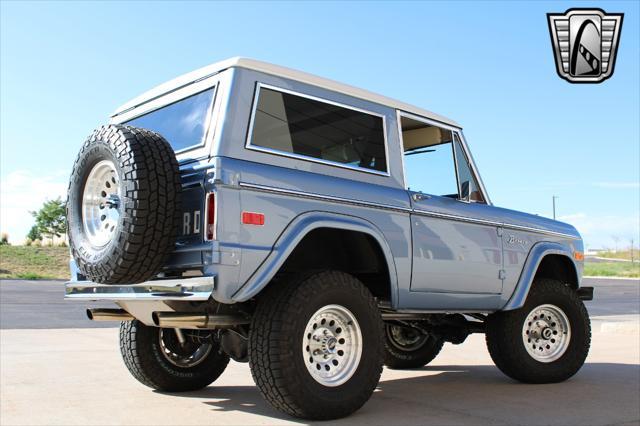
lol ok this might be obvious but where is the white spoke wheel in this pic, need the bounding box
[67,125,182,284]
[522,304,571,363]
[383,323,444,369]
[119,320,229,392]
[303,304,362,387]
[486,279,591,384]
[248,271,384,420]
[82,160,121,247]
[386,324,428,351]
[158,329,213,368]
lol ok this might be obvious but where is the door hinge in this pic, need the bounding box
[498,269,506,280]
[497,227,503,237]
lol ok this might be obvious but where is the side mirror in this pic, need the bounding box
[460,181,470,202]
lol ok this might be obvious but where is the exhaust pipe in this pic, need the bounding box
[87,308,134,321]
[152,312,250,329]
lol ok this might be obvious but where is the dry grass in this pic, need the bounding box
[596,249,638,261]
[584,261,640,278]
[0,246,69,280]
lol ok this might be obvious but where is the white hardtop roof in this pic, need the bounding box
[112,57,460,128]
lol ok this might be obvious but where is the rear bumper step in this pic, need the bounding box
[64,276,215,301]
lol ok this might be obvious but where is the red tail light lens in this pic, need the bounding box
[205,193,216,240]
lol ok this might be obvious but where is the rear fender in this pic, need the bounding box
[231,211,399,306]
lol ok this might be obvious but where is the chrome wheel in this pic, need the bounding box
[386,324,428,351]
[82,160,121,247]
[158,329,212,368]
[522,304,571,363]
[303,304,362,387]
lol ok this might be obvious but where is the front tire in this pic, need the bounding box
[486,279,591,383]
[384,323,444,369]
[119,320,230,392]
[248,271,384,420]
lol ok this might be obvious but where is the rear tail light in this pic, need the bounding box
[205,193,216,240]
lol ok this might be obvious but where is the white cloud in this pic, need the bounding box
[0,170,69,243]
[559,212,640,249]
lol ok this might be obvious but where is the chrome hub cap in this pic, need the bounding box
[303,304,362,387]
[158,329,212,368]
[82,160,121,247]
[522,304,571,363]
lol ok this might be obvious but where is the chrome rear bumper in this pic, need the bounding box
[64,276,214,301]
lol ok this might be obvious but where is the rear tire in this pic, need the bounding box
[119,320,230,392]
[486,279,591,383]
[248,271,384,420]
[384,324,444,369]
[67,125,181,284]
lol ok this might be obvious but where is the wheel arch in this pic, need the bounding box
[502,241,580,311]
[231,211,399,307]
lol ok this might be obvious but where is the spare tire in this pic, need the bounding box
[67,124,181,284]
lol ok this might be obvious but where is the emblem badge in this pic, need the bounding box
[547,8,623,83]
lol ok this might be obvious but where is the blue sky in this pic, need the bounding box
[1,1,638,249]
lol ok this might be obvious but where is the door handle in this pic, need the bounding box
[412,192,431,202]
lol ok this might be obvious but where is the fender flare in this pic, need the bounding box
[231,211,399,306]
[502,241,579,311]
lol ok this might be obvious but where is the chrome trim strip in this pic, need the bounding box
[64,276,215,301]
[245,83,391,178]
[239,182,412,213]
[240,182,578,240]
[412,209,579,239]
[501,222,580,240]
[412,208,502,227]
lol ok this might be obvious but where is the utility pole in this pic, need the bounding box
[552,196,559,220]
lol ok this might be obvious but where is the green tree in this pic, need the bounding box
[31,198,66,245]
[26,225,42,242]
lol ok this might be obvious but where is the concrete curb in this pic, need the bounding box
[583,276,639,281]
[591,315,639,334]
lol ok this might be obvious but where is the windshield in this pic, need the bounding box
[125,87,215,152]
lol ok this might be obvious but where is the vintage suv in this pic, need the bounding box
[65,58,593,420]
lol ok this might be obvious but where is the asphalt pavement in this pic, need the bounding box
[0,277,637,329]
[0,277,638,425]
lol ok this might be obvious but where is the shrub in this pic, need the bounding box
[0,233,9,246]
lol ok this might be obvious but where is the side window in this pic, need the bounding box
[248,86,387,173]
[453,134,485,203]
[126,87,215,152]
[399,115,485,203]
[400,115,458,197]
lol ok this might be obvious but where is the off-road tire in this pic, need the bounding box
[67,124,181,284]
[486,279,591,383]
[119,320,230,392]
[384,324,444,369]
[248,271,384,420]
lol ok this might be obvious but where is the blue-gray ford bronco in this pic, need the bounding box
[66,58,593,420]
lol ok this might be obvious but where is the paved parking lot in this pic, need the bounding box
[1,278,639,425]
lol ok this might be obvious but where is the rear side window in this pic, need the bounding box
[248,85,387,173]
[126,87,215,152]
